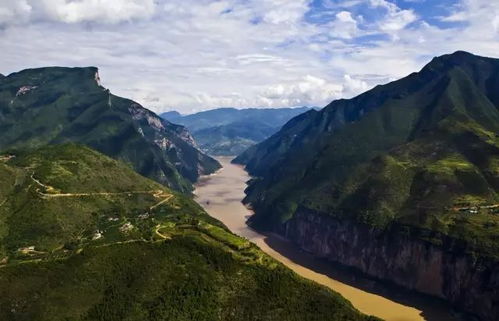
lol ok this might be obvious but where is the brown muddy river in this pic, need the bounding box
[194,157,460,321]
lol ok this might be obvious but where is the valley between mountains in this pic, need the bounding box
[0,145,374,321]
[235,51,499,321]
[0,50,498,321]
[194,157,461,321]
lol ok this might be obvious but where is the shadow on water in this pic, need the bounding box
[259,230,475,321]
[196,157,478,321]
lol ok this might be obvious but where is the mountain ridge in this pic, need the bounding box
[0,144,377,321]
[0,66,220,192]
[161,107,312,155]
[235,51,499,320]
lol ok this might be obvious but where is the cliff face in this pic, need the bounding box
[0,67,221,192]
[279,208,499,321]
[237,52,499,320]
[236,51,499,242]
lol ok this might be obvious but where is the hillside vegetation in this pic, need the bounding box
[236,51,499,259]
[0,67,220,192]
[162,107,311,155]
[0,144,377,321]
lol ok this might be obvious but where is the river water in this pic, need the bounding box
[194,157,459,321]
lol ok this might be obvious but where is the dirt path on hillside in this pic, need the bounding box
[30,173,174,208]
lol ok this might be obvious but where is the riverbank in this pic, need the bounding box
[194,157,461,321]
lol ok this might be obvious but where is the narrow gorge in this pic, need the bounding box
[236,52,499,321]
[279,208,499,321]
[195,158,461,321]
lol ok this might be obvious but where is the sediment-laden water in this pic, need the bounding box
[194,157,459,321]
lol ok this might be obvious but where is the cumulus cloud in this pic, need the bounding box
[260,0,311,24]
[261,75,343,106]
[440,0,499,37]
[370,0,417,32]
[0,0,31,25]
[46,0,156,23]
[0,0,498,113]
[259,74,369,107]
[0,0,156,25]
[342,74,369,96]
[330,11,360,39]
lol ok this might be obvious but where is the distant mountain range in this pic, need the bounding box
[0,67,220,192]
[161,107,313,156]
[2,51,498,320]
[235,51,499,321]
[0,68,373,321]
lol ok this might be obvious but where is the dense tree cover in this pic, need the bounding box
[236,51,499,259]
[0,144,377,321]
[0,67,220,192]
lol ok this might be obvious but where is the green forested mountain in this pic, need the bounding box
[161,107,311,155]
[0,144,377,321]
[189,120,277,156]
[235,51,499,258]
[161,110,182,119]
[0,67,220,192]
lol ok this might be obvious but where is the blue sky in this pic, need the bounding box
[0,0,498,113]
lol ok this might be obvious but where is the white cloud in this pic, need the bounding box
[259,74,370,107]
[261,0,311,24]
[343,74,369,96]
[0,0,498,113]
[440,0,499,37]
[0,0,156,25]
[440,12,467,22]
[330,11,359,39]
[370,0,417,32]
[0,0,31,25]
[323,0,364,10]
[261,75,343,105]
[49,0,155,24]
[235,54,289,65]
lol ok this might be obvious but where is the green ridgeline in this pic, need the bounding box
[161,107,312,156]
[235,51,499,259]
[0,67,220,193]
[0,144,378,321]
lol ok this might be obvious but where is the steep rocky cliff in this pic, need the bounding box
[281,208,499,321]
[238,51,499,321]
[0,67,220,192]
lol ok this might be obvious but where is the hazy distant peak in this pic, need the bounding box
[160,110,182,120]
